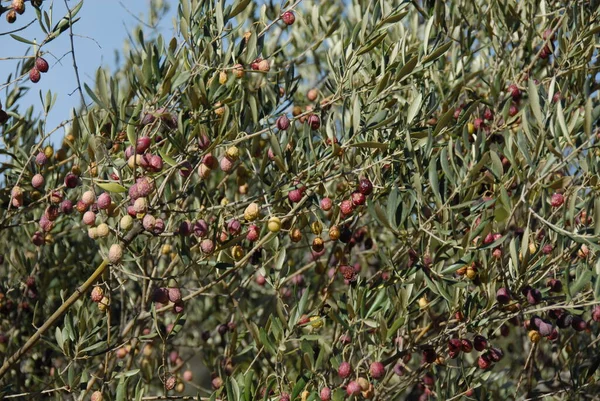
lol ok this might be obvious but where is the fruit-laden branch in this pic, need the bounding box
[140,395,222,400]
[0,222,144,379]
[119,191,313,338]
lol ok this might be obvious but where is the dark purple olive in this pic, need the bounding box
[556,313,573,329]
[422,348,436,364]
[526,288,542,305]
[571,316,587,332]
[474,335,487,351]
[547,279,563,293]
[448,338,462,352]
[488,347,504,362]
[496,287,510,304]
[461,339,473,353]
[537,320,553,337]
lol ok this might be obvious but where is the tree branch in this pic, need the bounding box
[0,222,143,379]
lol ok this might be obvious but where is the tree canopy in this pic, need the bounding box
[1,0,600,400]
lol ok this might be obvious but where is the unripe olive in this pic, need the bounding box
[98,296,110,312]
[128,154,143,169]
[310,221,323,235]
[244,202,260,221]
[219,71,228,85]
[108,244,123,264]
[329,225,340,240]
[231,245,244,261]
[120,215,134,230]
[268,216,281,233]
[88,227,98,239]
[528,330,541,343]
[226,146,240,161]
[96,223,110,238]
[309,315,323,329]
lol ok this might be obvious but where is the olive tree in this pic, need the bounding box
[1,0,600,400]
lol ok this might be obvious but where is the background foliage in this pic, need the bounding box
[1,0,600,400]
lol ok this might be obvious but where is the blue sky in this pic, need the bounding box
[0,0,177,140]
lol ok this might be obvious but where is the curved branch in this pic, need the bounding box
[0,222,143,379]
[0,259,110,379]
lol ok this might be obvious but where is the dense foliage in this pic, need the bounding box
[1,0,600,400]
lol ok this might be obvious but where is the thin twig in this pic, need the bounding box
[63,0,87,110]
[4,385,70,399]
[0,19,36,36]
